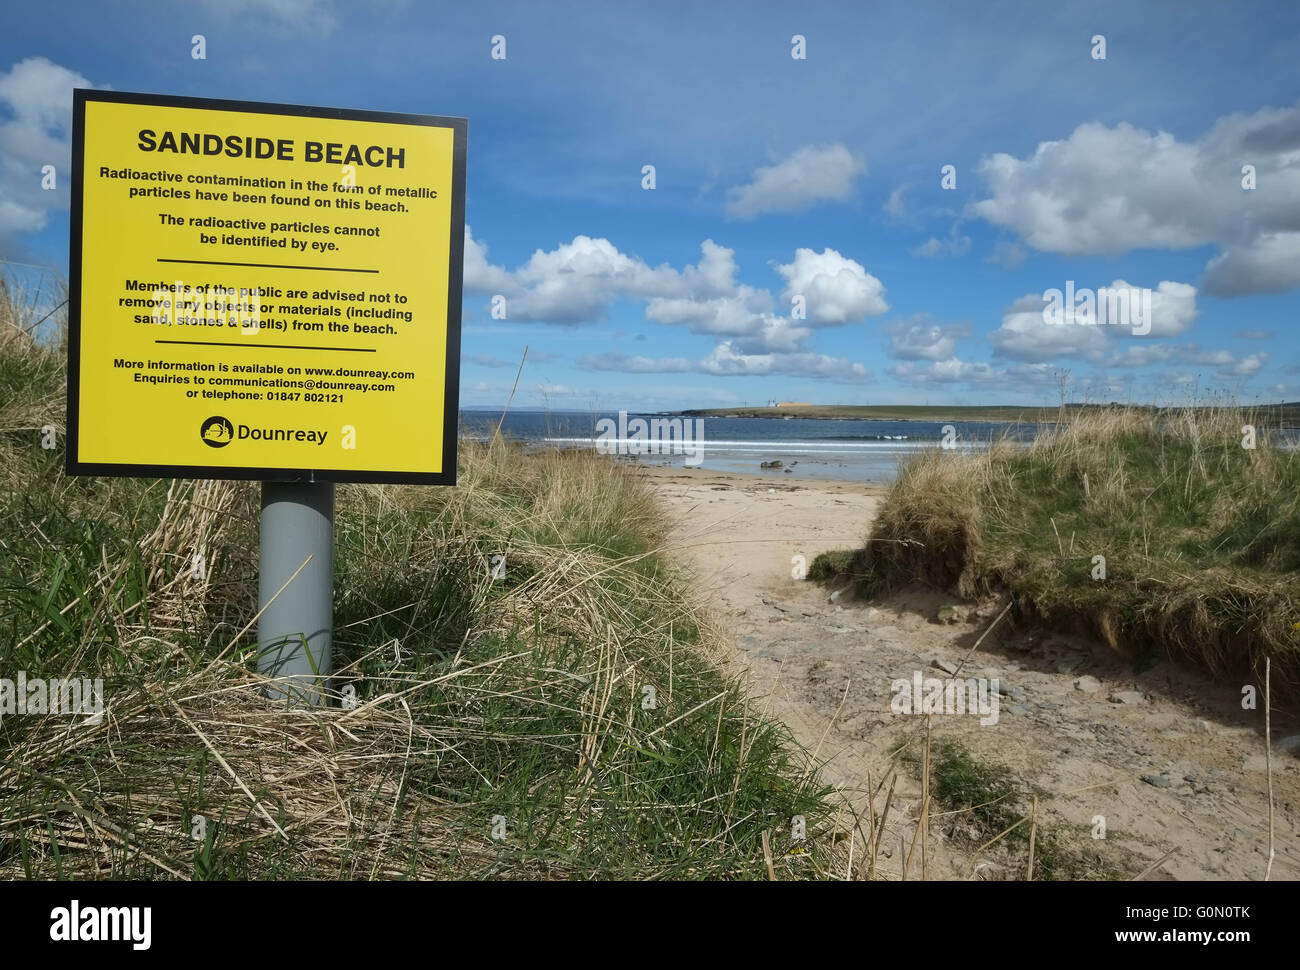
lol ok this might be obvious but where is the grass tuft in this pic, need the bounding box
[0,273,838,880]
[818,408,1300,699]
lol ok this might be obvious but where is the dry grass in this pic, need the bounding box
[0,274,839,880]
[819,406,1300,701]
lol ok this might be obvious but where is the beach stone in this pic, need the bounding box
[1276,734,1300,753]
[1007,704,1031,717]
[1108,690,1145,705]
[931,658,960,675]
[1141,773,1172,788]
[1074,675,1102,692]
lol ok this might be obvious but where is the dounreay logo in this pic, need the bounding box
[595,411,705,467]
[198,416,328,447]
[50,900,151,950]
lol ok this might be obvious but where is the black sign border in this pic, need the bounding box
[67,89,466,486]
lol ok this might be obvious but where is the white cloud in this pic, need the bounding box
[580,345,872,383]
[1109,279,1200,337]
[883,184,908,219]
[969,122,1211,254]
[1203,231,1300,296]
[886,358,1059,388]
[0,57,97,242]
[886,319,969,361]
[725,143,864,220]
[990,280,1199,362]
[1105,343,1233,368]
[462,226,515,294]
[775,247,888,323]
[913,226,971,259]
[645,285,774,337]
[464,230,882,370]
[463,229,692,323]
[463,230,885,364]
[967,104,1300,295]
[1228,352,1268,376]
[989,293,1110,363]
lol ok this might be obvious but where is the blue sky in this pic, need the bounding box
[2,0,1299,409]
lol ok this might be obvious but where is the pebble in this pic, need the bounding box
[1108,690,1145,705]
[1141,773,1172,788]
[1007,704,1031,717]
[931,659,960,675]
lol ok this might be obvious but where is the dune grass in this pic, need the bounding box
[895,736,1133,880]
[814,408,1300,700]
[0,275,838,880]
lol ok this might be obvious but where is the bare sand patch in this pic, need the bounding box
[641,465,1299,881]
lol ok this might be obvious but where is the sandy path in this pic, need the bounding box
[643,466,1299,881]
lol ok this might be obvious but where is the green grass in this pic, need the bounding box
[899,737,1133,880]
[813,408,1300,700]
[0,276,839,880]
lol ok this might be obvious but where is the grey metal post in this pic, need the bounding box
[257,481,334,705]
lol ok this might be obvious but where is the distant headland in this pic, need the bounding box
[671,402,1300,425]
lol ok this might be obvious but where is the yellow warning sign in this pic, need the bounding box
[68,90,466,484]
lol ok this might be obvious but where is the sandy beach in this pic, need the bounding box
[640,465,1300,881]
